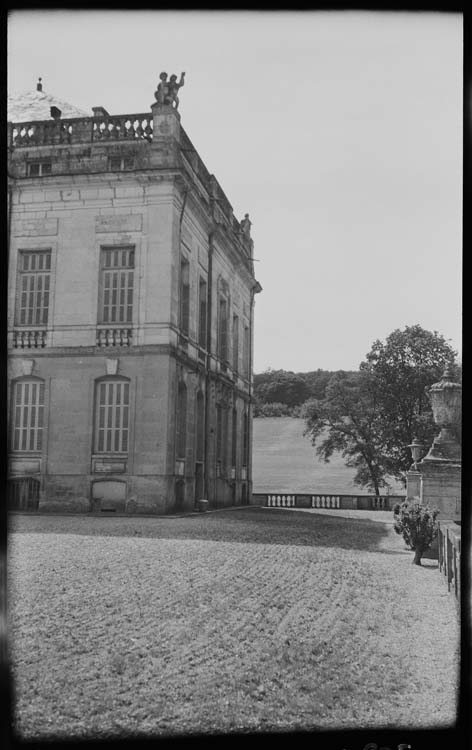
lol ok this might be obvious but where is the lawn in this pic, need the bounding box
[252,417,405,494]
[8,508,459,739]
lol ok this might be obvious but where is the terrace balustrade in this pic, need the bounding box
[255,493,402,510]
[9,114,154,148]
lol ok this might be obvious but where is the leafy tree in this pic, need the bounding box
[254,370,310,408]
[254,368,345,410]
[303,325,458,493]
[301,369,336,400]
[393,500,439,565]
[302,370,390,495]
[360,325,457,481]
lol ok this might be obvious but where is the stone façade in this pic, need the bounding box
[7,82,261,513]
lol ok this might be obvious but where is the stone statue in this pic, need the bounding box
[155,72,168,106]
[168,73,185,108]
[154,71,185,109]
[241,213,252,238]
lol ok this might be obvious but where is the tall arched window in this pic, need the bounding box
[196,391,205,463]
[218,296,228,361]
[179,257,190,337]
[176,382,187,459]
[94,378,130,453]
[231,407,238,467]
[11,378,45,452]
[217,278,230,365]
[242,408,249,467]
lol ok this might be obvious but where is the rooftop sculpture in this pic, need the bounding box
[154,72,186,109]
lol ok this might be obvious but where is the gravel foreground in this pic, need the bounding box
[7,508,459,739]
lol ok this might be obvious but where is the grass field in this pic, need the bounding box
[8,509,458,739]
[252,417,405,494]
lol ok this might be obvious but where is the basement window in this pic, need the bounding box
[27,161,52,177]
[108,156,135,171]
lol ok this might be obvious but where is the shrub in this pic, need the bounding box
[393,499,439,565]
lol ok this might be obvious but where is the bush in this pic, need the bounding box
[393,500,439,565]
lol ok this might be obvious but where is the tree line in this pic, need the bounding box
[254,325,461,495]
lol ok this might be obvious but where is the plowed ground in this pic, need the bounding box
[7,508,459,739]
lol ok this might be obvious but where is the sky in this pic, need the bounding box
[7,10,462,373]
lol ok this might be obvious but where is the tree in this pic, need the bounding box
[302,370,390,495]
[360,325,457,481]
[254,370,310,408]
[303,325,458,493]
[393,500,439,565]
[302,369,337,400]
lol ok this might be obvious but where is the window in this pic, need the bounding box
[27,161,51,177]
[94,379,130,453]
[17,250,51,326]
[242,409,249,467]
[99,247,134,324]
[216,404,228,473]
[176,382,187,459]
[180,258,190,337]
[243,324,250,378]
[196,392,205,462]
[231,407,237,467]
[232,315,239,372]
[216,405,222,475]
[198,277,207,349]
[218,297,228,362]
[11,379,45,452]
[108,156,135,171]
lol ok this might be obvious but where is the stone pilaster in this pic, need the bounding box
[151,102,181,139]
[149,103,181,169]
[417,366,462,522]
[418,459,461,522]
[405,469,421,500]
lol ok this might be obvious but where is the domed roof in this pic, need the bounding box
[8,79,91,122]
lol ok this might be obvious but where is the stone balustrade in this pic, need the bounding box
[12,329,47,349]
[252,493,404,510]
[92,114,153,142]
[96,328,132,347]
[9,113,154,148]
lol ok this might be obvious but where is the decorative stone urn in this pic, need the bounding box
[423,365,461,462]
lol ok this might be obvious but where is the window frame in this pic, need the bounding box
[175,381,188,460]
[97,246,135,326]
[108,156,135,172]
[243,323,250,378]
[195,391,205,463]
[218,296,229,363]
[10,377,46,454]
[198,276,208,350]
[242,408,249,468]
[179,255,190,338]
[15,249,52,328]
[232,314,239,372]
[27,161,52,177]
[93,376,131,455]
[231,406,238,468]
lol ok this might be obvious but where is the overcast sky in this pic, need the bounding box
[8,10,462,373]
